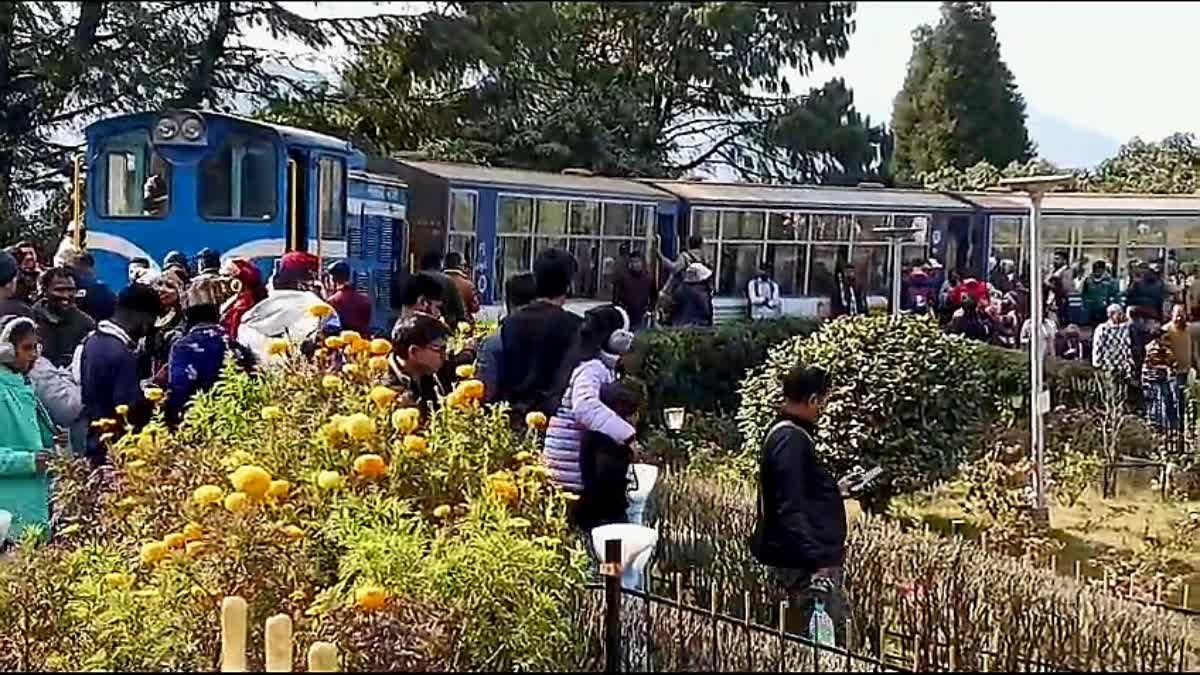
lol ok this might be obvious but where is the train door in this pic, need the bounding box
[286,150,311,253]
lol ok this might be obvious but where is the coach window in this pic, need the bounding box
[200,132,278,220]
[99,130,171,218]
[316,156,346,238]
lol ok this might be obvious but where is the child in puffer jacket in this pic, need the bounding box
[574,379,644,531]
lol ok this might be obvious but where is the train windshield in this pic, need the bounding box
[200,131,277,220]
[98,130,170,218]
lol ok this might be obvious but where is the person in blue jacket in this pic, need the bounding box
[0,315,56,543]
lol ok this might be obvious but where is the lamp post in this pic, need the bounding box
[874,227,922,316]
[998,175,1075,525]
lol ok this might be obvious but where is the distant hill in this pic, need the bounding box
[1026,108,1121,170]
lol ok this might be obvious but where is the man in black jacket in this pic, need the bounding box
[751,365,853,644]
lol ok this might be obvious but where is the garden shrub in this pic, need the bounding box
[624,318,820,415]
[737,315,1001,502]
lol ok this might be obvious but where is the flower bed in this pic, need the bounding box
[0,335,588,672]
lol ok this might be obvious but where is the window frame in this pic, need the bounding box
[316,154,347,239]
[198,131,280,222]
[96,129,171,220]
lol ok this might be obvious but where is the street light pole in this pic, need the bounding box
[999,175,1074,527]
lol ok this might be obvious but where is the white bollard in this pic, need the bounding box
[625,464,659,526]
[591,524,658,591]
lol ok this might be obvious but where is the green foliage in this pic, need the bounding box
[624,318,821,415]
[1089,133,1200,193]
[266,1,858,177]
[891,2,1034,180]
[737,315,1000,500]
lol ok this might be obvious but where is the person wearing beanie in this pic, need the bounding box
[325,260,372,335]
[237,251,334,363]
[0,250,33,320]
[164,276,254,425]
[74,283,162,464]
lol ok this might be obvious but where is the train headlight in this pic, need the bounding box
[181,117,205,141]
[155,117,179,141]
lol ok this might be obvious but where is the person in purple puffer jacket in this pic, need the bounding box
[543,305,640,496]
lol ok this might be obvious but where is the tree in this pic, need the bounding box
[265,2,859,177]
[1088,133,1200,194]
[891,2,1033,181]
[0,2,396,248]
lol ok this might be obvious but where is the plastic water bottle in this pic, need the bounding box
[808,599,837,647]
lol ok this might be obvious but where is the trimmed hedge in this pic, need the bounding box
[624,318,821,415]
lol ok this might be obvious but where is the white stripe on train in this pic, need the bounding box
[87,234,349,265]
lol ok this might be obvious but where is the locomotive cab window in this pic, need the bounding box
[99,130,170,218]
[317,156,346,238]
[200,133,278,220]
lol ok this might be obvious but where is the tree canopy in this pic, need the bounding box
[890,2,1033,182]
[265,1,863,178]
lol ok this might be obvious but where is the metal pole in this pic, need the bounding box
[891,236,903,316]
[1029,191,1049,522]
[603,539,623,673]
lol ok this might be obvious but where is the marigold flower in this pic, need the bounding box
[354,585,388,611]
[164,532,186,549]
[260,406,284,421]
[339,330,362,343]
[229,465,272,499]
[459,379,485,401]
[525,411,548,430]
[115,404,130,417]
[267,480,291,499]
[369,355,389,372]
[324,336,345,350]
[369,386,399,409]
[455,363,476,379]
[192,485,225,506]
[353,453,387,479]
[322,375,343,391]
[140,541,169,566]
[224,491,250,513]
[341,413,376,441]
[402,435,428,455]
[185,541,209,558]
[315,347,329,360]
[308,303,334,319]
[317,470,344,490]
[346,337,369,355]
[432,504,452,519]
[104,572,136,590]
[391,408,421,434]
[344,363,364,378]
[181,522,204,543]
[266,338,291,356]
[282,525,305,541]
[369,338,392,356]
[144,386,165,402]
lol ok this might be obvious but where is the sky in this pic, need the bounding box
[259,1,1200,169]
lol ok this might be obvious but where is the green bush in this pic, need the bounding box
[976,344,1102,412]
[624,318,821,415]
[736,315,1002,503]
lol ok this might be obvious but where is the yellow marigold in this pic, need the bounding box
[455,363,476,379]
[266,338,291,356]
[224,491,250,513]
[181,522,204,543]
[163,533,186,549]
[343,363,363,377]
[229,465,272,499]
[319,421,344,445]
[340,413,376,441]
[308,303,334,319]
[369,355,389,372]
[315,347,329,360]
[525,411,548,430]
[505,517,532,530]
[140,541,169,566]
[432,504,452,519]
[402,435,428,455]
[391,408,421,434]
[192,485,225,506]
[444,390,465,409]
[339,330,362,343]
[353,453,387,480]
[317,470,344,490]
[103,572,136,590]
[369,386,399,409]
[185,541,209,558]
[354,585,388,611]
[513,451,533,463]
[324,336,345,350]
[260,406,284,421]
[267,480,291,499]
[346,337,369,356]
[144,387,164,403]
[115,404,130,417]
[489,480,519,507]
[321,375,343,391]
[282,525,305,542]
[459,379,485,401]
[369,338,392,356]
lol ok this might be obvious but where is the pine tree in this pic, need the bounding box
[890,2,1034,181]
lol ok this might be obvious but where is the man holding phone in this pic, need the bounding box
[751,364,867,645]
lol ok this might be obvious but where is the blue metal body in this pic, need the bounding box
[83,111,365,289]
[345,171,408,333]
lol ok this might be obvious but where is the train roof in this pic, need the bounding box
[376,158,675,201]
[85,111,364,159]
[959,190,1200,216]
[645,179,975,212]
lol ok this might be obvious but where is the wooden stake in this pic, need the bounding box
[264,614,293,672]
[220,596,248,673]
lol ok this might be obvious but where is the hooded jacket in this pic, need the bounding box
[0,366,56,541]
